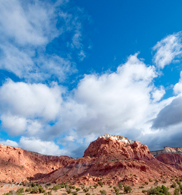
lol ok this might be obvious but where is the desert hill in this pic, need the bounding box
[0,134,182,186]
[0,144,71,183]
[34,134,182,185]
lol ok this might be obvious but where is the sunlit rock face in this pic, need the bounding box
[164,147,182,153]
[84,134,152,160]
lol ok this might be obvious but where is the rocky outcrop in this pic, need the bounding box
[84,135,153,160]
[36,135,182,185]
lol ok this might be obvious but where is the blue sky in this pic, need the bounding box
[1,0,182,157]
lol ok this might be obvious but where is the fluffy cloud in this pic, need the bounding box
[0,137,66,156]
[152,86,165,102]
[0,80,64,136]
[0,139,18,147]
[174,71,182,94]
[19,137,66,156]
[0,0,86,81]
[1,51,182,157]
[0,80,63,120]
[153,32,182,68]
[69,54,157,136]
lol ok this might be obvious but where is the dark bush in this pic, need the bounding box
[123,185,132,193]
[16,188,24,194]
[98,181,103,187]
[100,190,107,195]
[171,182,177,188]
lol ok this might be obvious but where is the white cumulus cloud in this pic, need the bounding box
[153,32,182,68]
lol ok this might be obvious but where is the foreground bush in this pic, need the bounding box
[100,190,107,195]
[3,190,14,195]
[123,185,132,193]
[16,188,24,194]
[142,185,171,195]
[98,181,103,187]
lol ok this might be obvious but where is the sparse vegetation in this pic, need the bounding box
[123,185,132,193]
[113,186,119,193]
[143,185,171,195]
[98,180,103,187]
[83,187,89,193]
[93,184,98,189]
[100,190,107,195]
[118,181,123,189]
[76,188,80,192]
[3,190,15,195]
[171,182,177,188]
[174,188,180,195]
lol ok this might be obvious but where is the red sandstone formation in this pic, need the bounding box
[0,144,71,183]
[35,135,182,185]
[0,134,182,186]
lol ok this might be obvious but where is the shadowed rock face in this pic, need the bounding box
[1,135,182,185]
[156,153,182,170]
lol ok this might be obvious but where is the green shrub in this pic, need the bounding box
[83,187,89,192]
[149,179,153,182]
[93,184,98,189]
[85,193,90,195]
[146,185,171,195]
[38,185,45,193]
[113,187,119,193]
[30,186,39,193]
[100,190,107,195]
[98,181,103,187]
[171,182,177,188]
[123,185,132,193]
[52,185,60,191]
[76,188,80,192]
[174,188,180,195]
[16,188,24,194]
[31,183,35,187]
[145,182,149,185]
[72,192,77,195]
[118,181,123,189]
[25,187,32,192]
[66,189,72,194]
[3,190,14,195]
